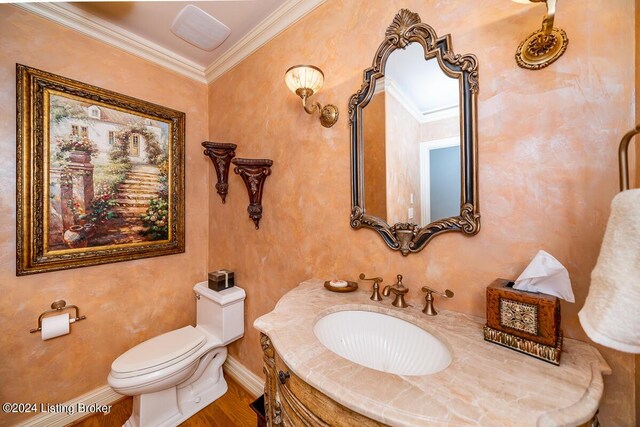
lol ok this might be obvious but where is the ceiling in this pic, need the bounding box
[59,1,287,67]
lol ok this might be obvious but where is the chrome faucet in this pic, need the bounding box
[382,274,409,308]
[421,286,454,316]
[359,273,383,301]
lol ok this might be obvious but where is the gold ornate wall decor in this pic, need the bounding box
[16,64,185,275]
[515,0,569,70]
[348,9,480,255]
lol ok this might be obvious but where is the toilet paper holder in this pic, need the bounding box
[29,300,86,334]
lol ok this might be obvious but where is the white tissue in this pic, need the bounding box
[513,250,575,302]
[41,313,70,340]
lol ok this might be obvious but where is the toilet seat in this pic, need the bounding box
[110,326,208,379]
[108,326,224,396]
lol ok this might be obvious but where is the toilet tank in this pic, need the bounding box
[194,281,245,345]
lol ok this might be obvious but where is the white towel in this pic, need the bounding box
[579,189,640,353]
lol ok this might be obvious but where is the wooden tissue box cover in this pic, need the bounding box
[486,278,561,347]
[208,269,235,291]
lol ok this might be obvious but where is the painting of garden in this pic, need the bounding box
[47,93,171,251]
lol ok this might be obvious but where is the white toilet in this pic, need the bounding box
[108,282,246,427]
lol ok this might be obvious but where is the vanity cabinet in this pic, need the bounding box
[255,280,610,427]
[261,329,600,427]
[261,333,384,427]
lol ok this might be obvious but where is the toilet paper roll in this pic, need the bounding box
[41,313,70,340]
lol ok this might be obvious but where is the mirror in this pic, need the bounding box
[363,43,461,227]
[349,9,480,255]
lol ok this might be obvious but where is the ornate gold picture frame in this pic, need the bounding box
[16,64,185,275]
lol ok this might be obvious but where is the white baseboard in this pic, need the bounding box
[15,356,262,426]
[223,355,265,398]
[15,386,123,427]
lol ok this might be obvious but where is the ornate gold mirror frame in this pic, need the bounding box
[348,9,480,255]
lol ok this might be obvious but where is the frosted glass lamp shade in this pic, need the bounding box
[285,65,324,97]
[284,63,338,127]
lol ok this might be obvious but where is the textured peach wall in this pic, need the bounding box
[363,92,386,219]
[0,6,209,426]
[208,0,635,425]
[386,90,421,225]
[420,115,460,141]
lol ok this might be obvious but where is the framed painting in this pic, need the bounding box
[16,64,185,275]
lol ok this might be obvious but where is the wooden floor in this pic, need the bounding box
[73,377,258,427]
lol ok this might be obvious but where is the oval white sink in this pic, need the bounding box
[313,310,451,376]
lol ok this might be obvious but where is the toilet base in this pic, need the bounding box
[123,347,229,427]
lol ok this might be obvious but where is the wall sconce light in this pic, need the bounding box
[284,65,339,128]
[513,0,568,70]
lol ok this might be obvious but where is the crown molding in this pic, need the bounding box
[421,105,459,123]
[13,0,327,86]
[385,78,424,123]
[204,0,326,83]
[13,2,207,83]
[386,78,459,124]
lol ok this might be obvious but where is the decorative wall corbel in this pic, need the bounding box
[232,158,273,229]
[202,142,237,203]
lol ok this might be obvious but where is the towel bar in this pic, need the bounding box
[619,123,640,191]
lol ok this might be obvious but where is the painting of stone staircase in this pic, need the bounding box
[115,164,162,217]
[90,164,165,245]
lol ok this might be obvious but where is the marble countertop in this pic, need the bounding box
[254,279,611,427]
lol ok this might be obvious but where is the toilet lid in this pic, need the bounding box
[112,326,206,374]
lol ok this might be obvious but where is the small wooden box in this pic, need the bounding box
[208,269,235,291]
[484,278,562,365]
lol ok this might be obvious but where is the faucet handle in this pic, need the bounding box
[421,286,454,299]
[359,273,383,284]
[383,274,410,308]
[395,274,404,287]
[359,273,383,302]
[420,286,454,316]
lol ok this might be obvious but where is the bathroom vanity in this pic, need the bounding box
[254,280,610,427]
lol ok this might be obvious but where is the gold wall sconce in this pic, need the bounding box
[285,65,338,128]
[513,0,568,70]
